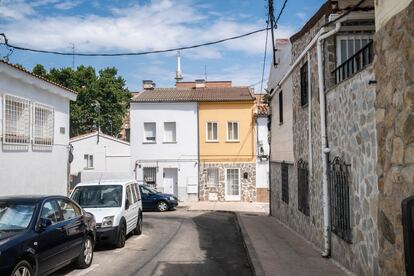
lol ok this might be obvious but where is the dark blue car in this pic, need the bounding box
[139,185,178,212]
[0,195,96,276]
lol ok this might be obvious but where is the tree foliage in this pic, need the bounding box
[32,64,130,137]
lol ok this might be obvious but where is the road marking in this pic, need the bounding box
[70,264,99,276]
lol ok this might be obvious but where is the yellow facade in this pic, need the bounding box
[198,101,256,162]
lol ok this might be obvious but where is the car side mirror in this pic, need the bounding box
[38,218,52,230]
[125,199,130,210]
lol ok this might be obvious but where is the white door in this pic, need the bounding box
[225,168,241,201]
[163,168,178,197]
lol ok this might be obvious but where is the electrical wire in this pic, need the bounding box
[0,28,268,57]
[274,0,288,27]
[259,15,270,94]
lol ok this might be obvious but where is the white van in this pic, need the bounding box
[70,180,142,248]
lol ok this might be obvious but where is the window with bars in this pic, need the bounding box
[206,168,219,187]
[297,159,309,216]
[143,167,157,187]
[336,35,373,65]
[2,94,31,145]
[329,156,352,243]
[33,103,54,146]
[281,162,289,204]
[227,121,239,141]
[300,62,309,106]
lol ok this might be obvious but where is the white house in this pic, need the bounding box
[69,131,131,186]
[130,81,199,201]
[254,96,269,202]
[0,60,77,196]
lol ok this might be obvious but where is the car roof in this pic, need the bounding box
[0,195,68,202]
[75,179,136,187]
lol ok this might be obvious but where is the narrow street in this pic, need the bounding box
[54,209,252,276]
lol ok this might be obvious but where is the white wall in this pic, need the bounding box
[130,102,199,201]
[256,117,269,188]
[70,133,131,177]
[0,66,73,196]
[268,40,295,163]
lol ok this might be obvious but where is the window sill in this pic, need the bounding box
[84,167,94,170]
[206,140,219,143]
[163,141,177,144]
[226,140,240,143]
[143,141,156,144]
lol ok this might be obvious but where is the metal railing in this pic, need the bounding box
[329,156,352,243]
[281,161,289,204]
[297,159,309,216]
[332,41,373,84]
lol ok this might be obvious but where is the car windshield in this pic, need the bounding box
[142,185,158,194]
[0,202,36,231]
[71,185,123,208]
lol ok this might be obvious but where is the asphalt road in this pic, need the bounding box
[53,209,252,276]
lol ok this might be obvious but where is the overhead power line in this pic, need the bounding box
[0,28,268,57]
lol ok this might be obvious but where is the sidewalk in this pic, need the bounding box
[180,201,269,214]
[237,213,347,276]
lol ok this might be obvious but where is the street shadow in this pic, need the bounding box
[150,212,253,276]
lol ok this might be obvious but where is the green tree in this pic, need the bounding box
[32,64,130,137]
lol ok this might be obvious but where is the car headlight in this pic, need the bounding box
[101,216,114,227]
[169,196,175,201]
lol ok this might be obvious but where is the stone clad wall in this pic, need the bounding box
[199,163,256,202]
[374,2,414,275]
[327,66,379,275]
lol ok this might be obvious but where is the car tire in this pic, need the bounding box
[133,213,142,235]
[157,201,169,212]
[11,260,34,276]
[115,222,126,248]
[76,235,94,269]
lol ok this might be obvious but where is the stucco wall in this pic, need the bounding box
[199,102,256,162]
[0,71,71,196]
[256,116,269,189]
[130,102,199,201]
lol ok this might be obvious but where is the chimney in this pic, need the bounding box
[175,51,183,82]
[143,80,155,90]
[195,79,206,88]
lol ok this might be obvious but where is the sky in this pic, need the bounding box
[0,0,324,92]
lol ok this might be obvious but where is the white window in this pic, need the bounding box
[84,154,94,169]
[143,167,157,187]
[336,35,373,65]
[33,103,54,146]
[144,122,156,143]
[227,121,239,141]
[206,122,218,142]
[206,168,219,187]
[164,122,176,143]
[2,94,30,145]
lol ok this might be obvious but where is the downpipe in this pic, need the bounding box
[317,22,341,258]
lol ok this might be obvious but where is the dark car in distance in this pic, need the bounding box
[0,195,96,276]
[139,185,178,212]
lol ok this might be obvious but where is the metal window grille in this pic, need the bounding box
[329,157,352,243]
[2,94,31,145]
[300,62,308,106]
[297,159,309,216]
[143,167,157,187]
[278,91,283,124]
[33,102,54,146]
[207,168,219,186]
[281,162,289,204]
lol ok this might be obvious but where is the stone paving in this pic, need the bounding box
[179,201,269,214]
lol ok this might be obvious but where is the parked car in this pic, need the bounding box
[70,180,142,248]
[139,185,178,212]
[0,195,96,276]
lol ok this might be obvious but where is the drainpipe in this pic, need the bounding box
[307,52,313,179]
[317,22,341,257]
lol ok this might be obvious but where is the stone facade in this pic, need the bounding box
[199,162,256,202]
[374,2,414,275]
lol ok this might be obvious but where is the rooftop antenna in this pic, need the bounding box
[175,51,183,82]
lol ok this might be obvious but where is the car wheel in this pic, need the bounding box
[157,201,168,212]
[115,223,126,248]
[133,213,142,235]
[12,260,33,276]
[76,235,94,269]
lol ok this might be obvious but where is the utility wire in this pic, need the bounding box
[259,15,270,94]
[274,0,288,27]
[0,28,268,57]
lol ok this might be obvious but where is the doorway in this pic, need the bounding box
[225,168,241,201]
[163,168,178,197]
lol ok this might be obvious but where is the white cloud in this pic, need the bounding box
[0,1,34,20]
[0,0,294,59]
[296,12,307,21]
[54,0,82,10]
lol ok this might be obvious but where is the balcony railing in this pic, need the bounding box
[332,41,373,84]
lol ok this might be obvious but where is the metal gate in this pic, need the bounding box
[297,159,309,216]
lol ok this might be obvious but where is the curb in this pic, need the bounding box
[235,213,266,276]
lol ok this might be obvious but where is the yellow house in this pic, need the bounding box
[176,81,256,202]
